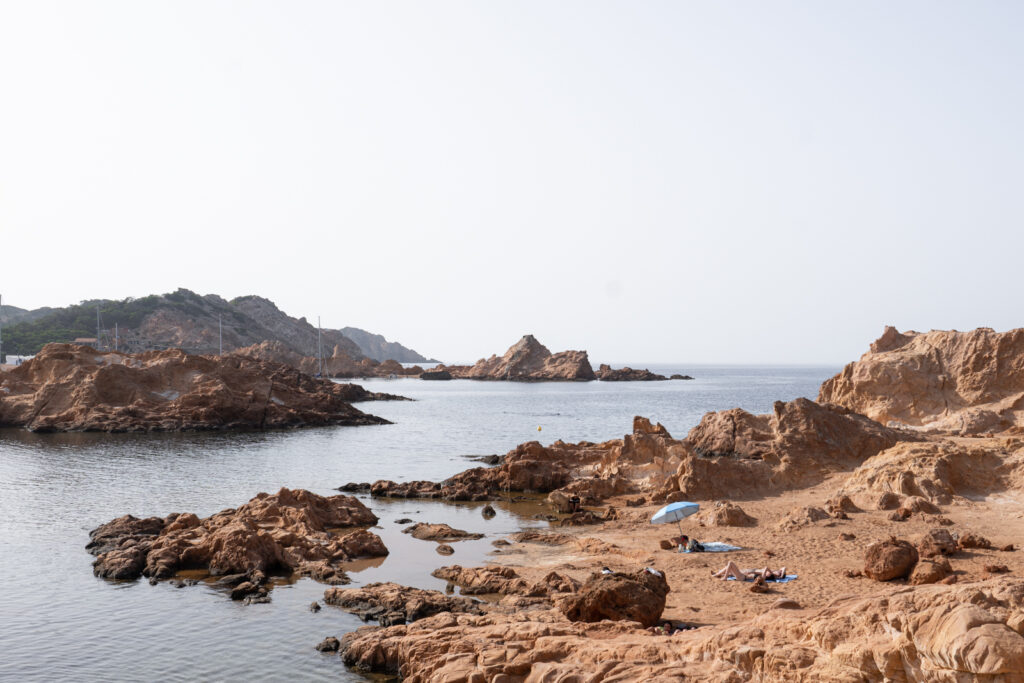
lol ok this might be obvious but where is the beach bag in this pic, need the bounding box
[686,539,705,552]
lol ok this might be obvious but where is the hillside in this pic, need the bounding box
[0,290,433,362]
[340,327,438,363]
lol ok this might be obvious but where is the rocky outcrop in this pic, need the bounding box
[819,326,1024,434]
[88,488,386,589]
[557,568,670,628]
[323,582,483,624]
[836,440,1024,507]
[658,398,915,501]
[595,364,668,381]
[335,578,1024,681]
[232,340,423,380]
[362,402,915,506]
[0,343,396,432]
[364,418,687,502]
[434,335,596,381]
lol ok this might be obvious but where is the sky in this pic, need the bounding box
[1,2,1023,364]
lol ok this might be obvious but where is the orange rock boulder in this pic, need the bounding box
[556,568,670,628]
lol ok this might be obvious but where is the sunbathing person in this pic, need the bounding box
[711,561,786,581]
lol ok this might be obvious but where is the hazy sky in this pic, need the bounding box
[2,2,1022,364]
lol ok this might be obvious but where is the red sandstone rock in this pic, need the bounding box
[434,335,596,381]
[88,488,385,589]
[819,326,1024,434]
[960,532,993,550]
[918,529,958,558]
[0,343,395,432]
[695,501,758,527]
[557,568,669,628]
[864,537,919,581]
[910,557,952,585]
[323,582,482,624]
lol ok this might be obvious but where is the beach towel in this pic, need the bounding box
[682,542,742,553]
[726,574,798,583]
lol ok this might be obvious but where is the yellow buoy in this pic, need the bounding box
[537,426,542,431]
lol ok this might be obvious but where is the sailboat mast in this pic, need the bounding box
[96,302,101,349]
[317,316,322,377]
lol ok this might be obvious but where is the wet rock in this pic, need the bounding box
[323,582,482,623]
[960,533,993,550]
[394,518,413,524]
[481,504,496,518]
[670,374,694,380]
[918,528,958,558]
[315,636,339,652]
[436,544,454,556]
[560,511,604,526]
[231,581,260,600]
[336,483,370,493]
[309,601,321,612]
[491,539,510,547]
[242,593,271,605]
[419,369,452,380]
[864,537,919,581]
[402,523,483,542]
[88,488,385,591]
[557,568,669,628]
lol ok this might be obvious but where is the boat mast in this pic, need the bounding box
[317,316,323,377]
[96,302,101,350]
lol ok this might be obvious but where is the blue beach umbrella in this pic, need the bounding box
[650,501,700,537]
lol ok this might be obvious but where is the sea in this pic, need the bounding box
[0,364,837,682]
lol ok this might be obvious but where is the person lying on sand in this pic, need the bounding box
[711,561,786,581]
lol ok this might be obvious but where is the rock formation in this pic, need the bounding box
[87,488,386,589]
[595,364,668,381]
[556,568,670,627]
[435,335,596,381]
[819,326,1024,434]
[401,523,484,542]
[323,582,483,625]
[359,400,915,505]
[694,501,757,527]
[836,439,1024,508]
[0,343,398,432]
[333,576,1024,681]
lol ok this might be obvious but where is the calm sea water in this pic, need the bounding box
[0,365,836,682]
